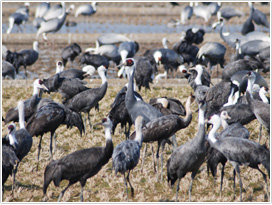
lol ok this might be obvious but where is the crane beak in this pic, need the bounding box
[242,74,249,79]
[41,84,49,91]
[93,122,102,126]
[117,62,126,68]
[226,114,231,120]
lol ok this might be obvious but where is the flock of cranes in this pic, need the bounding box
[2,1,270,203]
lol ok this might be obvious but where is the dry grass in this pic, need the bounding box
[2,78,270,202]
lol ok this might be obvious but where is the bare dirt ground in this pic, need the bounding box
[1,1,271,203]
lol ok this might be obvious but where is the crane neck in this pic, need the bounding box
[104,127,112,142]
[221,118,229,130]
[134,124,143,147]
[219,21,227,43]
[58,2,66,20]
[18,101,25,129]
[208,121,220,144]
[194,68,203,86]
[33,83,40,95]
[162,38,168,49]
[9,129,18,148]
[246,76,255,98]
[92,2,97,11]
[223,86,235,106]
[181,96,193,127]
[98,69,107,85]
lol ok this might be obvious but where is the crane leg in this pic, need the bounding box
[189,171,197,202]
[171,134,177,150]
[151,144,156,173]
[12,162,20,193]
[87,112,92,129]
[160,141,167,183]
[79,181,86,202]
[37,136,43,161]
[257,167,269,200]
[49,132,55,159]
[123,173,129,201]
[58,182,72,202]
[220,163,225,199]
[233,168,236,200]
[259,124,262,143]
[156,142,161,181]
[141,143,147,173]
[175,178,181,202]
[232,163,243,202]
[127,171,134,197]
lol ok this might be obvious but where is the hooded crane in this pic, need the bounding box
[6,3,29,34]
[112,116,143,201]
[207,114,270,201]
[166,100,206,202]
[108,84,143,139]
[197,42,226,73]
[43,117,113,202]
[80,52,110,69]
[2,124,19,189]
[36,2,67,41]
[241,2,255,35]
[134,56,155,91]
[207,111,249,197]
[61,43,82,67]
[14,41,39,77]
[2,60,16,79]
[26,100,84,164]
[42,73,89,103]
[64,65,108,129]
[4,79,48,124]
[130,95,194,183]
[11,101,32,193]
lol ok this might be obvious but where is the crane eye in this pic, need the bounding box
[102,118,107,123]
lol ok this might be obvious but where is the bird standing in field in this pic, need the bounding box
[207,114,270,201]
[166,101,206,202]
[64,65,108,129]
[12,101,32,192]
[43,117,113,202]
[112,116,143,201]
[61,43,82,67]
[2,124,19,189]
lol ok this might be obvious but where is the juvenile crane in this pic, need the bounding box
[112,116,143,201]
[43,117,113,202]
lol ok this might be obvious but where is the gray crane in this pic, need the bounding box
[33,2,50,29]
[167,100,206,202]
[75,2,97,17]
[217,7,243,22]
[12,101,32,193]
[207,114,270,201]
[112,116,143,201]
[6,3,29,34]
[96,33,131,46]
[64,65,108,129]
[43,117,113,202]
[36,2,67,41]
